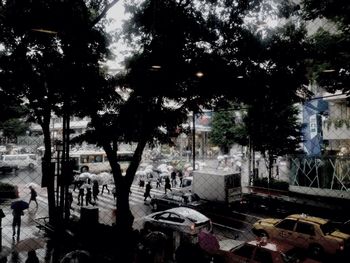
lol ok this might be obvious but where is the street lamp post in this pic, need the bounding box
[55,141,63,215]
[191,71,204,171]
[192,112,196,171]
[0,209,5,251]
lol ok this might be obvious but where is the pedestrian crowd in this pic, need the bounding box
[138,168,188,199]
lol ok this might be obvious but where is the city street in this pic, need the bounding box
[0,163,255,262]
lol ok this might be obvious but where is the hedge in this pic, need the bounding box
[0,182,18,199]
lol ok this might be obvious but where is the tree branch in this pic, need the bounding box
[90,0,120,28]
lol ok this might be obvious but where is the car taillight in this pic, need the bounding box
[339,244,344,251]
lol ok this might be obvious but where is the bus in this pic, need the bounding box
[70,150,134,173]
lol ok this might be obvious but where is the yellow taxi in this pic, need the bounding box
[252,214,350,257]
[218,237,321,263]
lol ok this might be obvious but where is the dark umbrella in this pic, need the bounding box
[59,250,91,263]
[144,231,168,251]
[11,200,29,210]
[15,237,46,252]
[198,230,220,254]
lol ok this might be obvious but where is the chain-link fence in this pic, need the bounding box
[1,7,350,263]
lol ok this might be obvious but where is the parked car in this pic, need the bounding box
[0,160,18,174]
[150,190,206,211]
[142,207,212,236]
[218,238,321,263]
[1,154,39,169]
[252,214,350,257]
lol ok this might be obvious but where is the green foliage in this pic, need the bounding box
[0,118,29,139]
[324,118,350,130]
[0,182,18,199]
[302,0,350,92]
[209,107,248,153]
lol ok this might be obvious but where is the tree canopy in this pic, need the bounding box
[0,1,310,249]
[302,0,350,92]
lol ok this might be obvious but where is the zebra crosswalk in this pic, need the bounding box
[35,182,182,226]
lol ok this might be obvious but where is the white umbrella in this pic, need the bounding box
[90,173,103,183]
[183,163,192,169]
[159,172,169,178]
[78,172,91,180]
[98,172,113,184]
[136,170,147,177]
[99,172,110,177]
[157,164,168,171]
[145,165,154,170]
[80,183,91,189]
[144,168,153,174]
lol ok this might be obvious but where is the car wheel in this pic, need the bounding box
[309,244,324,258]
[28,163,35,169]
[81,166,89,173]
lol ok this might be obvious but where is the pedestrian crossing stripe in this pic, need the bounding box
[35,182,182,217]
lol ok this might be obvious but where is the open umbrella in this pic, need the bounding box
[89,173,103,184]
[78,172,91,180]
[59,250,91,263]
[80,183,91,189]
[11,200,29,210]
[99,172,113,184]
[15,237,46,252]
[144,231,167,251]
[198,230,220,254]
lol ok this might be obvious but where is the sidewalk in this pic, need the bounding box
[1,186,49,262]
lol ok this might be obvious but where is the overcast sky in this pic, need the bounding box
[105,0,129,72]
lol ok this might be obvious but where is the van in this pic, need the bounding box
[1,154,38,169]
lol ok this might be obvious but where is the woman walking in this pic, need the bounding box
[28,186,38,208]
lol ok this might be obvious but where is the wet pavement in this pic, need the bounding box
[0,185,51,262]
[0,157,231,262]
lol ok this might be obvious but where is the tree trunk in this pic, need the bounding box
[104,136,148,233]
[115,178,134,230]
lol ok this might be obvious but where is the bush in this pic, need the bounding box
[253,177,289,191]
[0,182,18,199]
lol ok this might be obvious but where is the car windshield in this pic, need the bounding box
[320,221,337,235]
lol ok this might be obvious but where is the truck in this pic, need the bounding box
[191,169,242,206]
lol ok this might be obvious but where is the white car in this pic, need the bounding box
[1,154,38,169]
[142,207,212,236]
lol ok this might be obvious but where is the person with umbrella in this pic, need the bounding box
[11,199,29,240]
